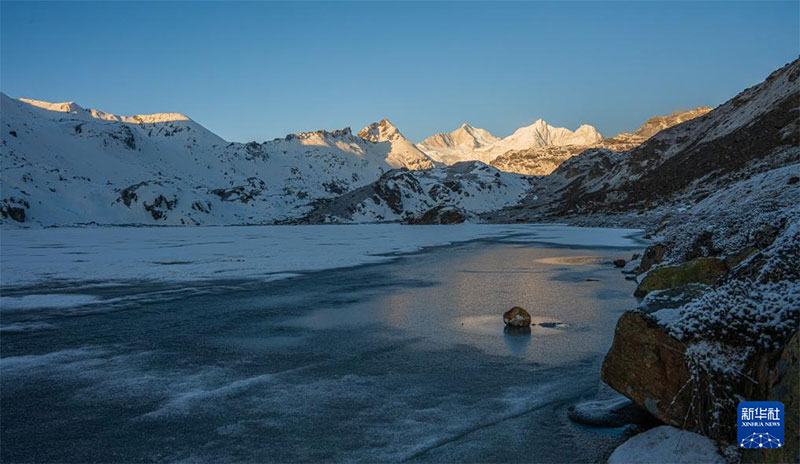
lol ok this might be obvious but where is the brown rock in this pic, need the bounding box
[601,311,694,426]
[503,306,532,327]
[602,310,791,444]
[613,259,626,268]
[638,243,667,274]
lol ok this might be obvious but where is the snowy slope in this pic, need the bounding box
[0,95,431,226]
[417,119,601,167]
[301,161,534,223]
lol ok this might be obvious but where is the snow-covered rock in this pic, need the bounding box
[608,426,724,464]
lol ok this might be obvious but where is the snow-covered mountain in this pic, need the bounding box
[356,118,435,170]
[417,119,602,166]
[492,119,602,153]
[0,94,430,226]
[489,58,799,221]
[416,124,501,165]
[491,108,712,176]
[300,161,534,224]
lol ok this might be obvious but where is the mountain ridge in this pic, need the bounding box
[416,119,602,166]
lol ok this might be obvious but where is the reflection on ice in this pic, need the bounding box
[503,325,532,355]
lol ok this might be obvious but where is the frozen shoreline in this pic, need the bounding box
[0,224,644,292]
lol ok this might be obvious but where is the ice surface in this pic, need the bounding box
[0,226,644,462]
[0,294,99,310]
[0,224,643,289]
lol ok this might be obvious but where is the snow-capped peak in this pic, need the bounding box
[496,119,602,152]
[357,119,435,170]
[416,123,500,165]
[357,118,404,143]
[417,118,601,165]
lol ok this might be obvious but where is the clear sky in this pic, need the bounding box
[1,1,798,143]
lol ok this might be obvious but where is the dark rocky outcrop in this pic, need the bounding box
[1,205,26,222]
[1,197,29,223]
[637,243,667,274]
[143,195,177,220]
[407,206,466,225]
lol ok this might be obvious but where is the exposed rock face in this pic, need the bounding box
[601,311,694,426]
[503,306,532,327]
[634,257,729,297]
[407,206,466,225]
[638,243,667,274]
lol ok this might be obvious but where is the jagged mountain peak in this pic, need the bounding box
[494,119,603,152]
[417,117,603,167]
[355,119,435,170]
[357,118,404,143]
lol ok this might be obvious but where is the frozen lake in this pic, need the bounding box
[1,224,645,462]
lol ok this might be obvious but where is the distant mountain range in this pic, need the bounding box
[490,107,712,175]
[417,120,602,166]
[1,58,794,227]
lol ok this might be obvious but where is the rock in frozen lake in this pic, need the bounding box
[503,306,532,327]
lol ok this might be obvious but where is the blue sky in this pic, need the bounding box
[1,1,798,143]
